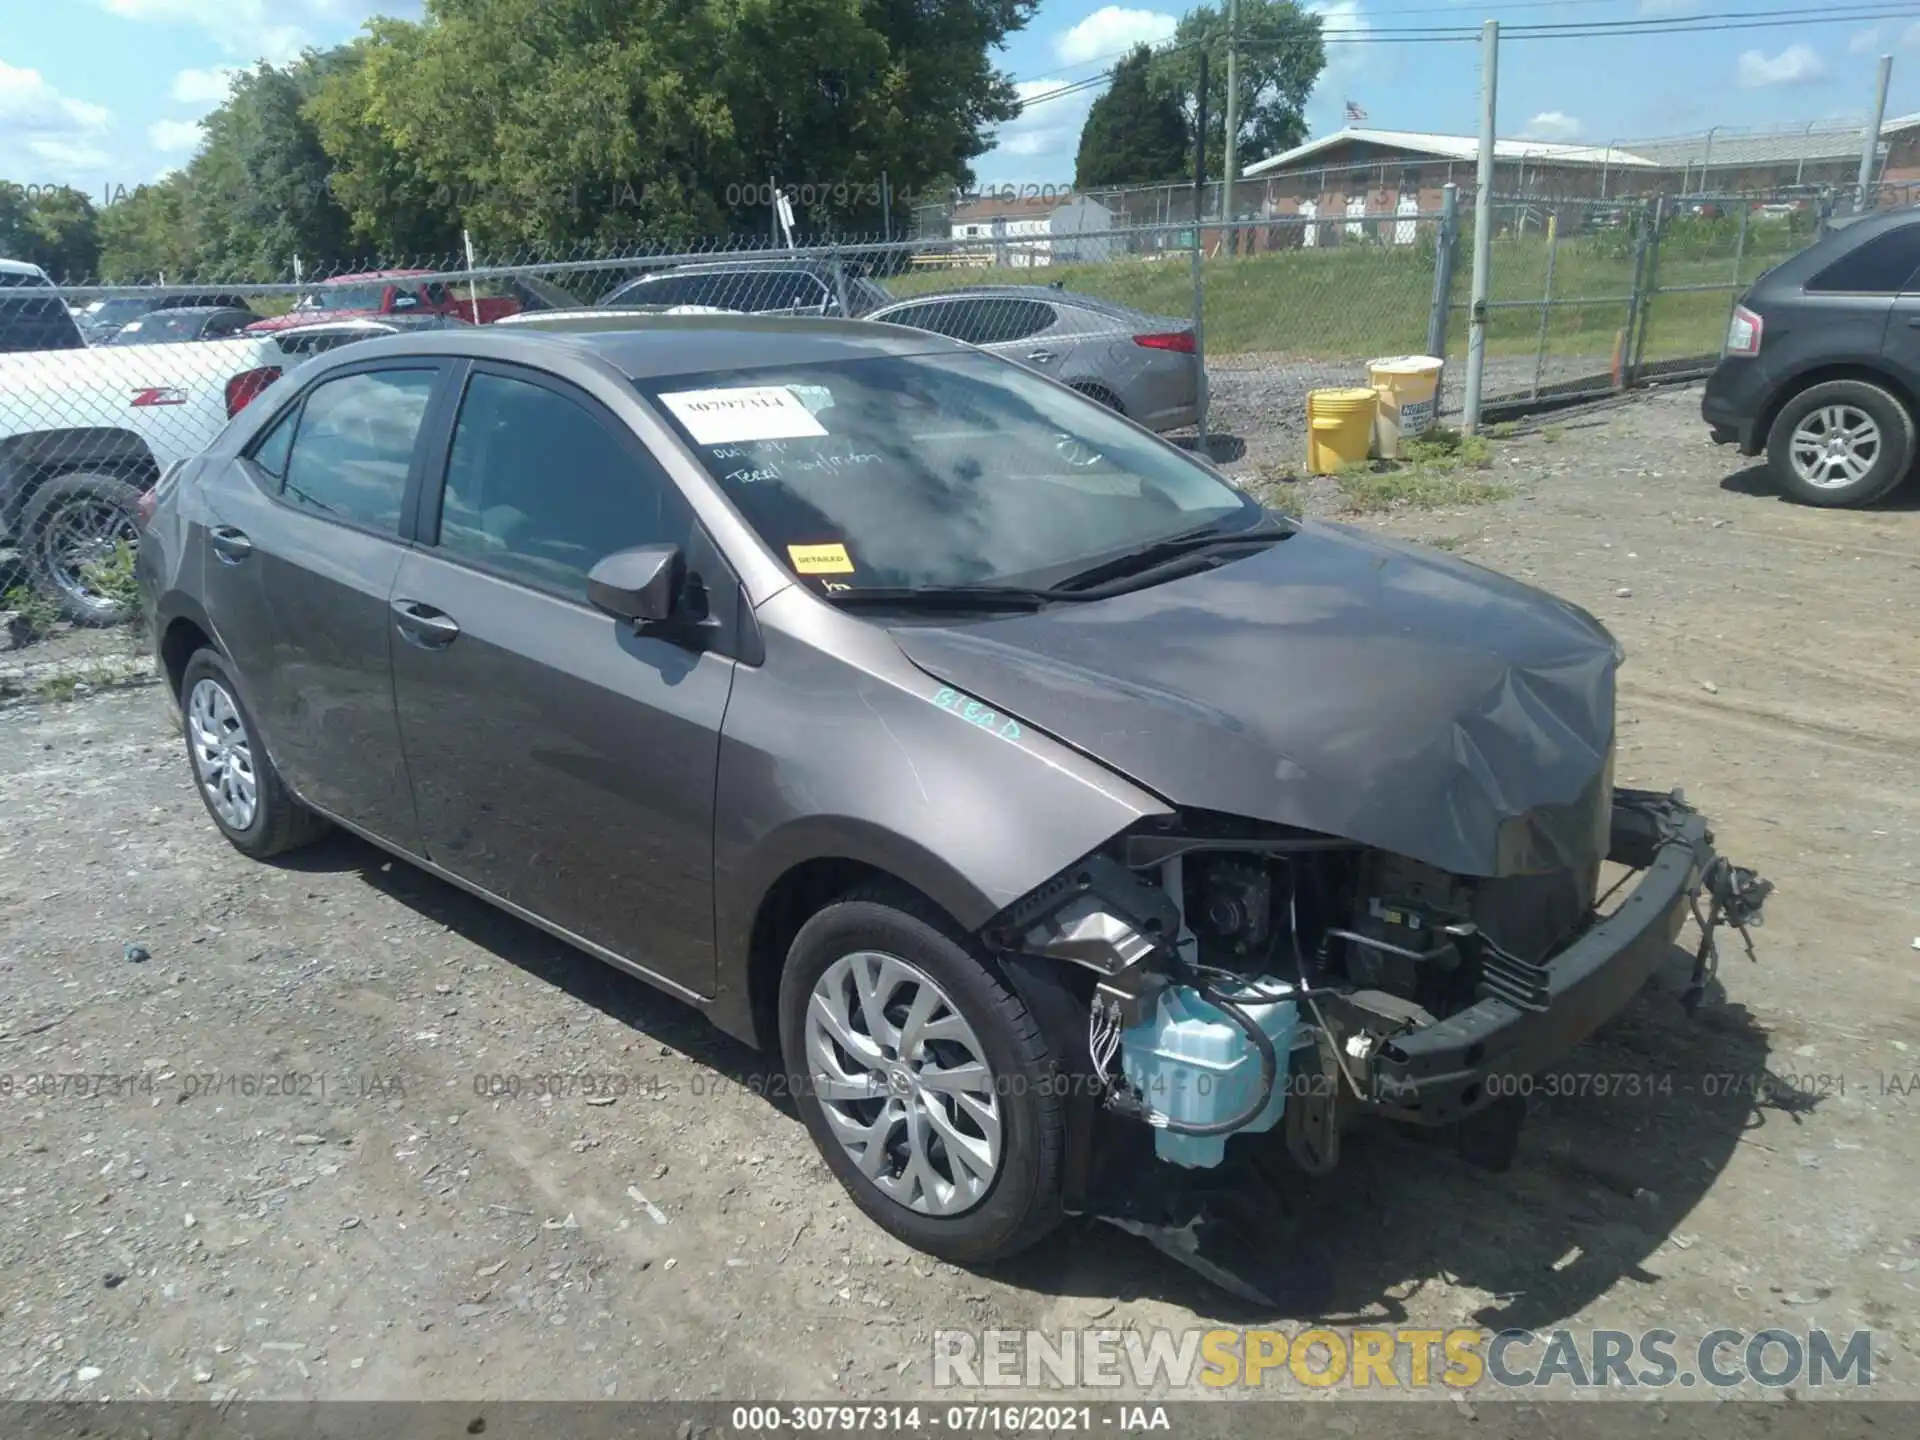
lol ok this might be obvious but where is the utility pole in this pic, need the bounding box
[1221,0,1240,244]
[1462,19,1499,435]
[1191,50,1211,457]
[1857,53,1893,213]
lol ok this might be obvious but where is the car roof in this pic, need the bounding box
[1,258,52,281]
[873,285,1146,318]
[139,305,249,317]
[324,269,431,283]
[300,313,960,378]
[625,257,842,279]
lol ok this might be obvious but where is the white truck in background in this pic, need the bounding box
[0,336,287,624]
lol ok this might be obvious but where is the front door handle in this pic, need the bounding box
[1026,349,1058,364]
[209,526,252,564]
[391,598,461,649]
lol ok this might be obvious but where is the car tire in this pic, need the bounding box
[1765,379,1915,508]
[779,884,1065,1265]
[19,471,146,626]
[178,648,329,859]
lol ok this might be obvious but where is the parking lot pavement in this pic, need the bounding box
[2,385,1916,1402]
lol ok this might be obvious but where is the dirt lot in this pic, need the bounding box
[1,385,1917,1407]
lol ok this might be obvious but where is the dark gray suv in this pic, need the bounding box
[138,316,1764,1291]
[1703,207,1920,506]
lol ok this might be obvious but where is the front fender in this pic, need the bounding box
[708,600,1170,1041]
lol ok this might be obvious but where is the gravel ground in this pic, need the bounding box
[1,385,1917,1407]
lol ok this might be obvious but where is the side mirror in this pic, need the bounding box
[588,544,684,626]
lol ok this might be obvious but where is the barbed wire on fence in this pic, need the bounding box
[1,190,1837,698]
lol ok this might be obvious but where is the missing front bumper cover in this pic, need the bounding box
[1370,789,1769,1123]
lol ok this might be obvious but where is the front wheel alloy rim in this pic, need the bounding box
[805,951,1003,1216]
[188,678,258,831]
[1789,404,1882,489]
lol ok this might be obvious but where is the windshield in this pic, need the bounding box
[295,284,390,312]
[637,351,1257,592]
[86,298,156,325]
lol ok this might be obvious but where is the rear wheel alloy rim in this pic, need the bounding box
[37,498,137,613]
[188,678,258,831]
[1789,405,1881,490]
[805,950,1002,1216]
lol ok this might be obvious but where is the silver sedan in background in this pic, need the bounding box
[865,286,1199,433]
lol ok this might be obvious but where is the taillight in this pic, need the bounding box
[1725,304,1763,358]
[1133,331,1195,353]
[225,366,282,417]
[135,488,158,530]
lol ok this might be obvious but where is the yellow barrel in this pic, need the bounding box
[1306,387,1378,474]
[1366,354,1444,458]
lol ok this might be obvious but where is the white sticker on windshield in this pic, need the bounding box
[657,385,829,445]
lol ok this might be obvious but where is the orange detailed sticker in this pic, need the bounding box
[788,542,855,575]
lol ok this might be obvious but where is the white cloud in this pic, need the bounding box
[993,76,1096,165]
[24,136,113,171]
[148,118,206,154]
[0,59,113,133]
[1737,44,1829,90]
[1521,111,1583,141]
[1303,0,1373,135]
[0,59,115,179]
[92,0,415,64]
[1054,6,1178,66]
[170,66,239,106]
[1849,26,1882,55]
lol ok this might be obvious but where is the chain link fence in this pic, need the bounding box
[0,195,1835,698]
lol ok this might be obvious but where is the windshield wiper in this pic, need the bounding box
[1049,514,1294,594]
[821,584,1085,612]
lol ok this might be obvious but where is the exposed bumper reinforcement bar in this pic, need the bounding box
[1371,790,1767,1124]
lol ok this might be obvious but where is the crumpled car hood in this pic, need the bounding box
[888,521,1618,878]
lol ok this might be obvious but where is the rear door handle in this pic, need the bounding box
[1026,350,1057,363]
[391,599,461,649]
[209,526,252,564]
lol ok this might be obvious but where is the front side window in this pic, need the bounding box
[437,372,691,595]
[877,301,965,338]
[639,351,1257,593]
[948,298,1055,345]
[279,369,437,530]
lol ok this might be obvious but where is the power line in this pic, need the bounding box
[1013,5,1920,111]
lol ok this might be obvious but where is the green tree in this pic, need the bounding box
[308,0,1037,252]
[1075,45,1190,188]
[95,179,196,281]
[0,186,101,280]
[1154,0,1325,175]
[192,55,356,277]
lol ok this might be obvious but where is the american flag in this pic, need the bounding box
[1345,99,1368,124]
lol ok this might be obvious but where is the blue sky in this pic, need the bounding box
[2,0,1917,199]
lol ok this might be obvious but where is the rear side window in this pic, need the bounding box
[436,371,691,596]
[1806,225,1920,294]
[279,369,437,531]
[948,298,1056,345]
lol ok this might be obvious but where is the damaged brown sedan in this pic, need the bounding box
[136,316,1771,1303]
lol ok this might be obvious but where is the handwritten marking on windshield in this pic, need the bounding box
[931,686,1022,742]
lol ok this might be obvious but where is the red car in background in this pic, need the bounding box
[242,269,577,334]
